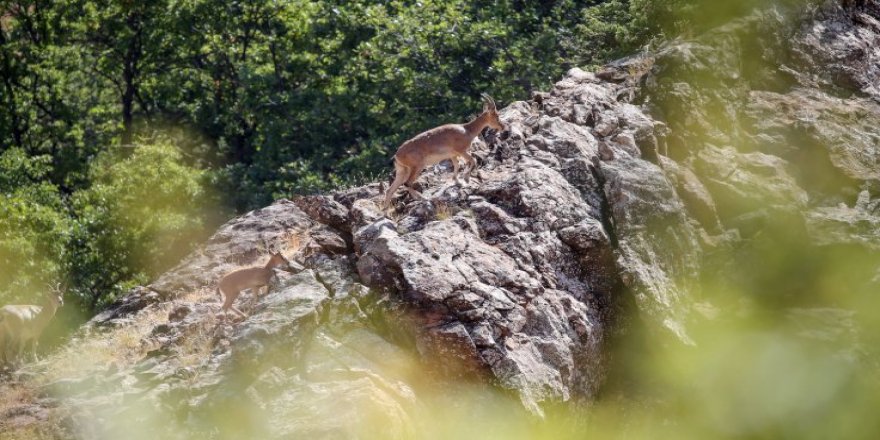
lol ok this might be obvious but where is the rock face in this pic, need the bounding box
[5,1,880,438]
[46,65,705,434]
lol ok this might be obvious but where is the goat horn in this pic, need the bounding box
[481,93,496,110]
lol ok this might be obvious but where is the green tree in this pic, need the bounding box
[69,140,217,308]
[0,148,71,304]
[73,0,179,145]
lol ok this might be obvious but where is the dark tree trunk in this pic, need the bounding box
[122,58,135,146]
[0,31,24,147]
[121,11,143,146]
[231,116,256,164]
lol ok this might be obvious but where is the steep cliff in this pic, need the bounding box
[2,1,879,438]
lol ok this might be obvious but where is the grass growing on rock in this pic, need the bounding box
[0,286,226,439]
[38,304,171,385]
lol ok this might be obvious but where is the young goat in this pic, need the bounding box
[216,251,301,321]
[0,285,64,367]
[383,93,505,210]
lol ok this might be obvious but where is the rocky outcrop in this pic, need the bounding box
[41,63,705,433]
[5,1,880,438]
[643,1,880,212]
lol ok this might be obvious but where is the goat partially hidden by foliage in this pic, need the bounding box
[0,285,64,367]
[383,94,505,210]
[216,251,302,321]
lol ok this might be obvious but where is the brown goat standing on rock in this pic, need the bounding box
[383,93,505,210]
[216,250,302,321]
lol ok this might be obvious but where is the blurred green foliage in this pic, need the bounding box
[68,140,221,309]
[0,140,220,311]
[0,148,70,302]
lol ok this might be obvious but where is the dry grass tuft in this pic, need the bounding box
[173,317,218,370]
[434,201,454,221]
[0,426,48,440]
[0,383,36,414]
[0,281,233,439]
[38,303,171,386]
[0,383,68,439]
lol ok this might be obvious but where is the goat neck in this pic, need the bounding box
[463,111,493,138]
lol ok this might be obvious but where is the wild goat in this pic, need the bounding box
[0,285,64,367]
[216,250,301,320]
[383,93,505,210]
